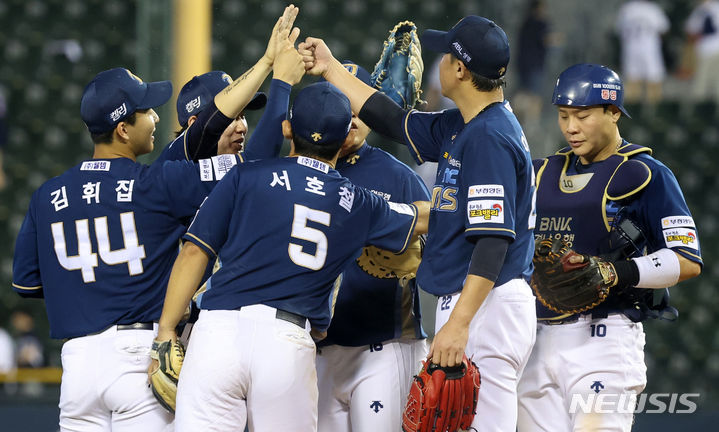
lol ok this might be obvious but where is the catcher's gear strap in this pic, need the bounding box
[358,91,407,143]
[468,235,509,282]
[632,248,680,288]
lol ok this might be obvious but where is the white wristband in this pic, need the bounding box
[632,248,680,289]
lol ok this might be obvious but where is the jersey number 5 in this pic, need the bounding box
[51,212,146,283]
[288,204,330,270]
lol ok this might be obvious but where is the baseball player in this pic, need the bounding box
[517,64,702,432]
[10,7,303,430]
[614,0,670,103]
[300,15,538,431]
[151,82,429,432]
[10,67,237,431]
[158,4,303,164]
[315,62,430,431]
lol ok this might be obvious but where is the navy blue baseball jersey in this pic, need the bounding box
[157,79,290,164]
[12,155,239,339]
[402,102,535,295]
[534,142,702,318]
[185,156,419,330]
[321,144,430,347]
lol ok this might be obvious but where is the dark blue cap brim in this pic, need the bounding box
[421,29,451,53]
[137,80,172,110]
[246,92,267,110]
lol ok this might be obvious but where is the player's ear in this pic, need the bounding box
[607,105,621,123]
[115,122,131,141]
[186,115,199,128]
[282,119,293,139]
[455,60,469,80]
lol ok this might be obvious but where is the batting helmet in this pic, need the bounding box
[552,64,631,118]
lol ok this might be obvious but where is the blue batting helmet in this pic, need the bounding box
[552,64,630,118]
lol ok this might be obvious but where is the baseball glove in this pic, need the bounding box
[356,234,423,279]
[403,354,481,432]
[149,338,186,413]
[370,20,424,109]
[531,238,617,314]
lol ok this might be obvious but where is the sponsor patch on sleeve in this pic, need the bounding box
[468,199,504,224]
[388,202,415,216]
[199,158,213,181]
[663,227,699,250]
[211,154,238,180]
[468,184,504,198]
[80,161,111,171]
[660,216,695,229]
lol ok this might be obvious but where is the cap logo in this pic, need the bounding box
[125,69,143,84]
[311,132,322,142]
[452,41,472,64]
[343,64,358,77]
[498,66,506,76]
[186,96,201,113]
[110,103,127,122]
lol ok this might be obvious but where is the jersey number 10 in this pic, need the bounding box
[51,212,146,283]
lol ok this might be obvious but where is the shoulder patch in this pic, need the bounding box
[388,202,415,216]
[467,200,504,224]
[80,161,111,171]
[468,184,504,198]
[211,155,238,180]
[661,216,695,229]
[663,228,699,250]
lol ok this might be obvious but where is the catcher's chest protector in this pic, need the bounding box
[535,144,651,255]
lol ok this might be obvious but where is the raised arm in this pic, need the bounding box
[299,36,409,143]
[214,4,300,119]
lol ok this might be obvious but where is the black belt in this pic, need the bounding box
[541,314,580,325]
[116,322,154,331]
[276,309,307,328]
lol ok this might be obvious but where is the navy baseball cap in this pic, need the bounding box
[290,82,352,146]
[318,60,370,86]
[177,71,267,127]
[421,16,510,79]
[81,68,172,134]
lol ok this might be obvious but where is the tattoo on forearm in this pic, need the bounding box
[223,67,255,94]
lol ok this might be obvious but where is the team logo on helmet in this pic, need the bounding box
[601,89,618,101]
[312,132,322,142]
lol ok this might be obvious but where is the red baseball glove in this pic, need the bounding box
[403,354,481,432]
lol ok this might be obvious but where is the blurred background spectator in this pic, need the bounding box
[0,89,8,191]
[685,0,719,101]
[10,310,44,369]
[615,0,670,104]
[0,325,14,374]
[513,0,553,127]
